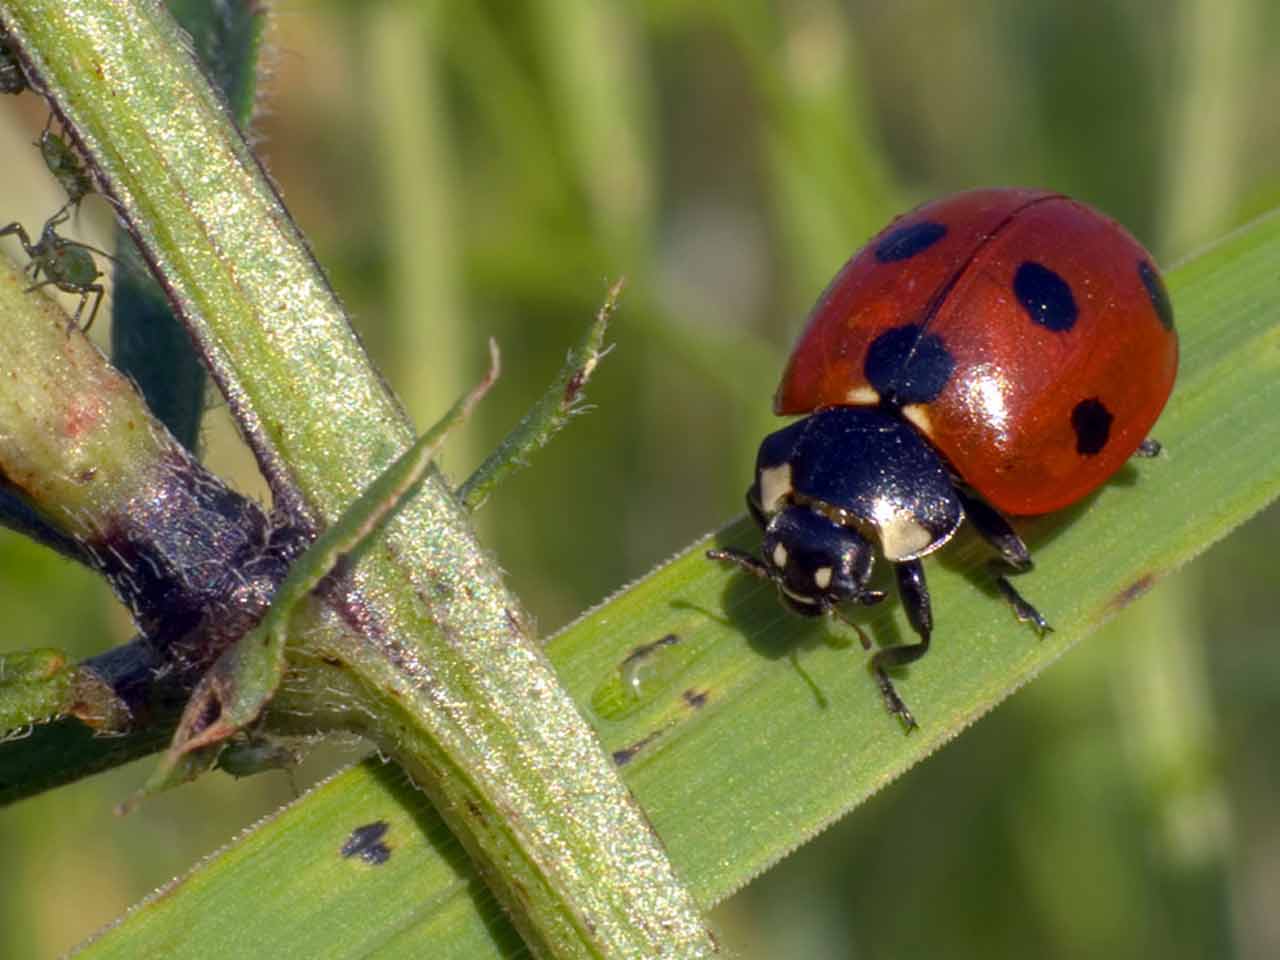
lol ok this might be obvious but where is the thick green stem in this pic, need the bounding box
[1,2,716,956]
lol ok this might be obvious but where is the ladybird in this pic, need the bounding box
[709,188,1178,729]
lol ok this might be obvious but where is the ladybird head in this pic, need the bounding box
[761,505,879,615]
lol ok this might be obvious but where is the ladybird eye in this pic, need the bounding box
[771,543,789,569]
[812,566,833,590]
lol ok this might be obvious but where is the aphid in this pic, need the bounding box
[0,207,110,331]
[37,115,95,208]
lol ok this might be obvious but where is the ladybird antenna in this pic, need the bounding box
[706,547,773,583]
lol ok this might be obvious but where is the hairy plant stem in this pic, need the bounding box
[0,2,716,956]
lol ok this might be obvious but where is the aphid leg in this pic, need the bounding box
[869,559,932,731]
[957,487,1052,635]
[0,220,32,249]
[75,283,106,332]
[21,278,105,332]
[43,203,71,233]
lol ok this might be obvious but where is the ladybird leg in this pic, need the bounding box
[1134,438,1162,458]
[869,559,931,731]
[956,488,1052,635]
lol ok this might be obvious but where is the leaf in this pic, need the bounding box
[80,207,1280,953]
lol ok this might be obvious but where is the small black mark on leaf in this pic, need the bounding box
[341,820,392,866]
[1108,573,1156,612]
[621,633,680,669]
[682,688,709,709]
[612,727,668,766]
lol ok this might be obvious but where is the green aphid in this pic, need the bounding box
[37,116,95,208]
[0,207,109,331]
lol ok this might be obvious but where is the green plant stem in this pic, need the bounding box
[1,2,717,956]
[0,255,182,531]
[0,249,300,744]
[109,0,267,453]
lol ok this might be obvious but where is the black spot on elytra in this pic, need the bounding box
[1138,260,1174,330]
[1014,261,1077,332]
[864,324,956,406]
[341,821,392,865]
[1071,398,1113,455]
[874,220,947,262]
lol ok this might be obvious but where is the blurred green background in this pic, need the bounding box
[2,1,1279,956]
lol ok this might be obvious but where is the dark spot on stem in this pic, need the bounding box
[564,368,587,404]
[505,607,524,633]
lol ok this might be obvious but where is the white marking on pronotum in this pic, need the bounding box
[871,496,935,561]
[758,462,793,513]
[771,542,789,569]
[813,566,833,590]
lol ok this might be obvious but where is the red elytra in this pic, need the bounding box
[775,188,1178,516]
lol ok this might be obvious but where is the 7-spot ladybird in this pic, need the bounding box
[709,188,1178,729]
